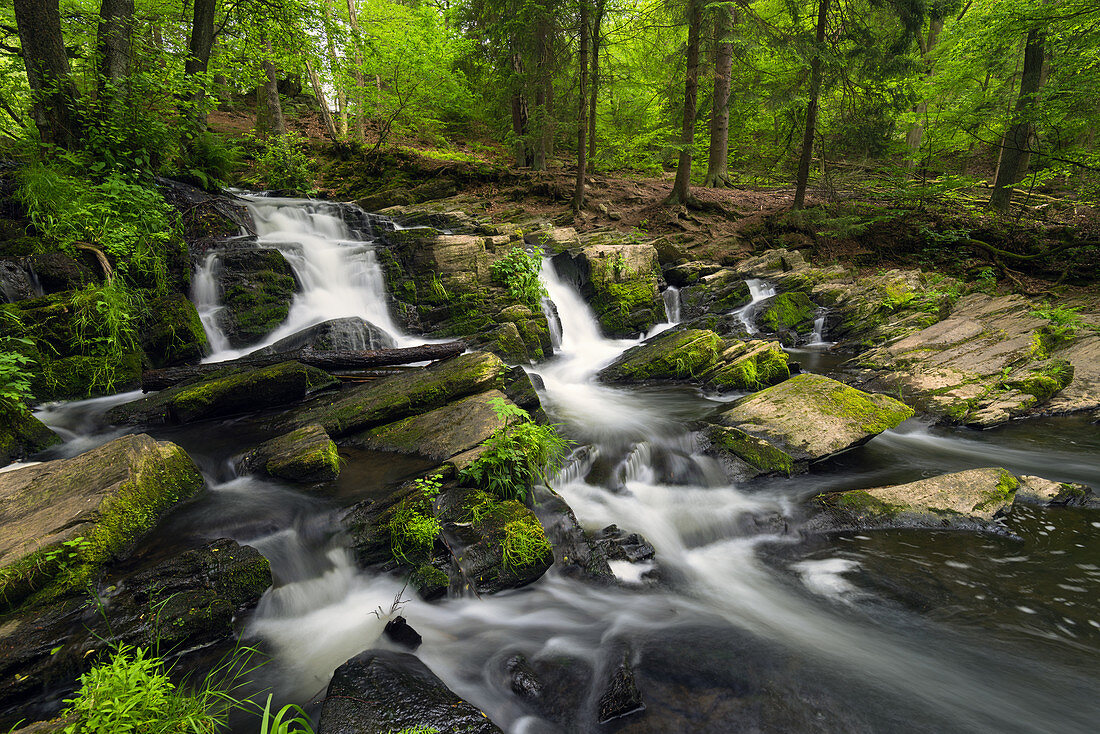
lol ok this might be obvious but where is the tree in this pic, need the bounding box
[184,0,216,130]
[704,1,736,187]
[13,0,81,148]
[989,26,1046,211]
[573,0,589,212]
[666,0,703,206]
[96,0,134,94]
[792,0,829,210]
[587,0,605,164]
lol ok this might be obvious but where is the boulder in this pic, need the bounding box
[285,351,510,438]
[663,260,722,288]
[811,467,1021,532]
[679,269,751,320]
[758,291,817,343]
[597,652,645,723]
[137,292,208,368]
[0,258,38,302]
[255,316,396,355]
[0,434,204,611]
[554,239,665,337]
[709,374,913,471]
[106,361,338,426]
[241,423,340,482]
[0,410,60,467]
[214,248,299,348]
[701,424,795,479]
[531,485,613,584]
[1014,476,1098,507]
[317,649,503,734]
[26,253,95,294]
[699,340,790,391]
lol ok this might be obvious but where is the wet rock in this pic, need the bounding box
[663,260,722,288]
[0,434,204,612]
[215,248,299,348]
[553,238,665,337]
[0,258,38,302]
[811,467,1021,532]
[1014,475,1098,508]
[0,410,60,467]
[679,269,751,320]
[594,525,655,564]
[138,292,208,368]
[286,351,510,438]
[700,424,795,479]
[0,538,269,724]
[26,253,95,294]
[241,423,340,482]
[531,485,613,584]
[488,320,531,362]
[347,390,509,461]
[759,291,817,343]
[317,649,503,734]
[700,339,790,391]
[505,653,543,700]
[107,361,338,426]
[382,616,422,650]
[255,316,396,354]
[710,373,913,470]
[598,652,646,723]
[599,329,724,383]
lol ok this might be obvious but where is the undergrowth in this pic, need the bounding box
[490,247,546,309]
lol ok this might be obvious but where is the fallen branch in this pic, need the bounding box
[141,341,466,391]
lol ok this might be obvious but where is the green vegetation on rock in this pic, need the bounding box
[501,516,553,572]
[599,329,723,382]
[760,291,816,334]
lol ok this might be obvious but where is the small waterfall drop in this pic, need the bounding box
[192,252,231,354]
[732,278,776,334]
[663,286,681,323]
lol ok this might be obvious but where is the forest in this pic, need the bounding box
[1,1,1099,733]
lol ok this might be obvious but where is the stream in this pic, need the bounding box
[35,196,1100,733]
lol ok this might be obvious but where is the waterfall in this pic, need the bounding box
[192,252,231,354]
[663,286,682,323]
[732,278,777,334]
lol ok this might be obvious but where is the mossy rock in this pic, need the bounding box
[0,434,204,611]
[106,360,338,425]
[812,467,1021,532]
[715,373,913,464]
[701,424,794,478]
[760,291,816,336]
[138,292,209,368]
[702,340,790,391]
[0,410,60,467]
[34,351,144,401]
[599,329,723,383]
[215,249,299,348]
[488,321,530,363]
[241,423,340,482]
[1002,359,1074,402]
[27,252,96,294]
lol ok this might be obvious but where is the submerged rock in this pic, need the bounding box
[811,467,1021,532]
[531,486,613,584]
[708,373,913,472]
[317,649,503,734]
[0,434,204,611]
[214,248,299,348]
[255,316,396,354]
[107,360,338,425]
[241,423,340,482]
[0,410,60,467]
[598,651,646,723]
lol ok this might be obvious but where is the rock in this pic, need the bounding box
[577,240,665,336]
[255,317,396,354]
[138,292,208,368]
[0,434,204,611]
[594,524,655,564]
[710,374,913,469]
[347,390,509,461]
[531,485,613,584]
[382,616,422,650]
[285,351,510,438]
[488,320,530,363]
[597,652,645,723]
[699,339,790,391]
[758,291,817,343]
[679,269,751,320]
[598,329,723,383]
[241,423,340,482]
[317,649,503,734]
[812,467,1022,531]
[1014,476,1097,507]
[214,248,299,348]
[664,260,723,288]
[701,424,794,479]
[0,410,60,467]
[0,258,38,302]
[26,252,95,294]
[0,538,269,722]
[505,654,544,700]
[107,361,338,426]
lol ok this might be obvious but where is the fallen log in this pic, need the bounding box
[141,341,466,392]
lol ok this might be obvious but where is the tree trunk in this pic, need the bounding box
[587,0,605,164]
[665,0,703,206]
[13,0,81,149]
[262,39,286,136]
[533,17,551,171]
[305,58,339,141]
[704,4,736,187]
[322,0,348,137]
[346,0,368,142]
[793,0,830,210]
[990,28,1046,212]
[96,0,133,95]
[573,1,589,212]
[141,342,467,392]
[184,0,216,130]
[510,52,532,167]
[905,17,944,170]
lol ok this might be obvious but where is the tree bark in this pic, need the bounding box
[262,38,286,136]
[905,17,944,170]
[184,0,216,130]
[511,53,533,166]
[96,0,133,95]
[141,342,467,392]
[305,58,339,141]
[665,0,703,206]
[587,0,605,164]
[990,28,1046,212]
[346,0,368,142]
[13,0,81,149]
[573,1,589,212]
[322,0,348,137]
[793,0,830,210]
[533,16,552,170]
[704,4,736,187]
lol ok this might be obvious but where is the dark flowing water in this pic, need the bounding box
[31,197,1100,733]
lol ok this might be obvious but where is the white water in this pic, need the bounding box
[732,278,776,334]
[198,196,413,361]
[192,252,231,354]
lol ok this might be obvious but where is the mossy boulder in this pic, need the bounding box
[285,351,510,438]
[701,424,794,478]
[138,292,208,368]
[0,434,204,611]
[488,321,530,363]
[27,252,95,294]
[215,248,299,348]
[711,373,913,469]
[598,329,723,382]
[0,411,60,467]
[700,340,790,391]
[348,390,510,461]
[811,467,1021,532]
[679,270,751,319]
[241,423,340,482]
[582,242,665,337]
[106,361,338,425]
[759,291,816,342]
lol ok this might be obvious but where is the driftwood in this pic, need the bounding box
[141,341,466,392]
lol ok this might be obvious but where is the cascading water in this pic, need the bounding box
[192,252,231,354]
[732,278,777,334]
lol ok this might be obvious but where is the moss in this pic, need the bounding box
[822,490,904,517]
[500,515,553,572]
[816,379,914,433]
[35,352,143,400]
[490,321,529,363]
[0,409,61,465]
[706,344,790,391]
[1004,360,1074,402]
[592,278,662,336]
[386,489,442,566]
[705,425,793,475]
[602,329,722,382]
[411,564,449,597]
[264,428,340,482]
[760,292,816,333]
[139,293,209,368]
[972,470,1018,511]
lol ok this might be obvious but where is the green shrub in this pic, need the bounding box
[501,516,552,572]
[247,132,314,193]
[171,131,243,190]
[0,312,35,414]
[458,398,571,503]
[387,492,442,565]
[69,281,144,393]
[490,247,546,309]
